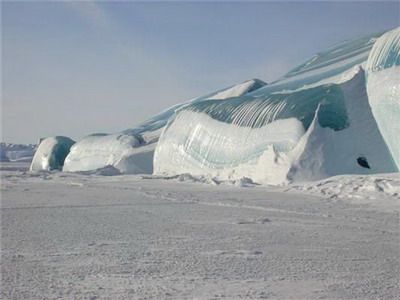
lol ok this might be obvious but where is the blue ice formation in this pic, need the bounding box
[154,27,400,184]
[39,27,399,184]
[30,136,75,171]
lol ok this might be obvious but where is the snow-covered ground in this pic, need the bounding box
[1,162,399,299]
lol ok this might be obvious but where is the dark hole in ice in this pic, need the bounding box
[357,156,370,169]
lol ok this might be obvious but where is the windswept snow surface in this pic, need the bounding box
[1,162,399,299]
[30,136,75,172]
[62,79,266,174]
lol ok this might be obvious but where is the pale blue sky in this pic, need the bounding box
[2,1,399,143]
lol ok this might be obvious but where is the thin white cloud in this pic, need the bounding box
[63,1,111,29]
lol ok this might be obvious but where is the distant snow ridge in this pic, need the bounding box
[154,27,400,184]
[0,143,36,162]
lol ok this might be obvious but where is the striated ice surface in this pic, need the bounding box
[155,111,304,185]
[365,28,400,72]
[124,79,266,140]
[30,136,75,171]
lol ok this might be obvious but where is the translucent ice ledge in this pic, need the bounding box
[366,27,400,168]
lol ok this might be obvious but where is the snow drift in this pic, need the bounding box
[30,136,75,171]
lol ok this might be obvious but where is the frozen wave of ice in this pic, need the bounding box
[32,28,399,184]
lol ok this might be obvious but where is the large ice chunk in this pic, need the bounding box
[63,133,146,173]
[289,68,397,181]
[30,136,75,171]
[154,111,304,184]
